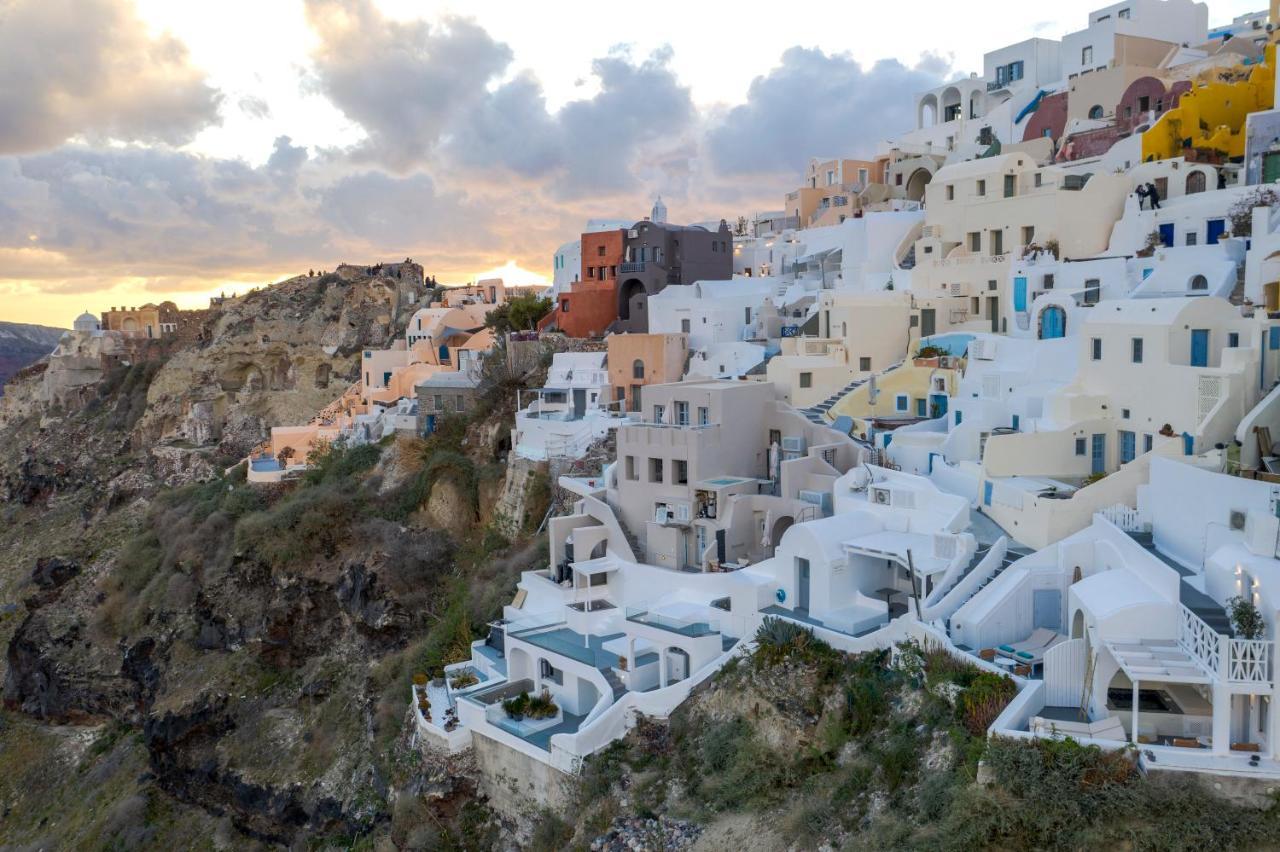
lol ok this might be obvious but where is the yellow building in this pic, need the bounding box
[1141,44,1276,162]
[825,351,962,440]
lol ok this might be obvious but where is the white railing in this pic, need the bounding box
[1178,604,1222,678]
[1228,637,1273,684]
[1098,503,1144,533]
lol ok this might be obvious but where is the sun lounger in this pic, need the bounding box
[996,628,1064,665]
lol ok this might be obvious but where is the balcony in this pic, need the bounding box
[619,262,646,274]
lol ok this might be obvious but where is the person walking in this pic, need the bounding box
[1135,183,1149,209]
[1146,181,1161,210]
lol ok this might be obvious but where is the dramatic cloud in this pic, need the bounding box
[304,0,512,171]
[706,48,951,176]
[0,0,222,155]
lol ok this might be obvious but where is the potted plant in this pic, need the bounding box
[449,670,479,690]
[1228,596,1266,640]
[431,668,445,688]
[502,692,529,721]
[616,655,628,672]
[525,690,559,720]
[412,672,428,687]
[417,696,431,721]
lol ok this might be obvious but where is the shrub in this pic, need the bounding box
[959,672,1016,735]
[449,671,478,689]
[1227,595,1265,639]
[1228,186,1280,238]
[525,690,559,719]
[754,616,833,666]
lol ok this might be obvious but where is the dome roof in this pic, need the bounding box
[73,312,99,331]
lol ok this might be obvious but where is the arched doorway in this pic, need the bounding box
[1186,171,1206,194]
[940,86,962,123]
[1039,306,1066,340]
[1071,609,1085,639]
[662,647,691,687]
[767,515,794,559]
[918,94,939,129]
[905,168,932,202]
[618,278,646,322]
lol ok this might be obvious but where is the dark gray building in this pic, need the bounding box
[615,219,733,333]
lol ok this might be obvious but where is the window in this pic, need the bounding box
[1118,7,1130,18]
[1186,171,1206,194]
[946,184,955,201]
[859,356,872,371]
[587,266,595,279]
[653,404,665,424]
[1004,174,1016,198]
[597,244,606,256]
[1229,332,1240,348]
[1190,274,1208,291]
[456,394,465,411]
[1076,437,1087,456]
[675,401,689,425]
[697,406,709,426]
[1043,273,1055,289]
[895,394,909,412]
[681,318,690,333]
[744,306,752,324]
[969,232,981,252]
[649,457,664,483]
[1033,172,1043,187]
[826,169,835,185]
[1022,226,1034,246]
[799,372,812,389]
[1091,338,1102,361]
[632,359,645,380]
[1088,104,1104,120]
[1083,279,1101,305]
[1122,408,1130,419]
[976,179,986,197]
[990,229,1003,256]
[626,456,637,480]
[561,299,570,313]
[1132,338,1143,363]
[1186,232,1198,246]
[1143,434,1153,453]
[1081,46,1093,66]
[674,460,688,484]
[433,394,443,410]
[610,265,617,278]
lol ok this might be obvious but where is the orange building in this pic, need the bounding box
[606,332,688,412]
[101,301,181,338]
[547,228,627,337]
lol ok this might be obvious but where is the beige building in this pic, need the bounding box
[606,332,688,413]
[784,157,883,229]
[609,379,862,571]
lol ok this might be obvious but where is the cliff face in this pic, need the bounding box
[0,263,518,848]
[0,321,64,396]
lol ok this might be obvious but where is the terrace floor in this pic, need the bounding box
[494,710,588,751]
[509,625,626,669]
[760,605,886,638]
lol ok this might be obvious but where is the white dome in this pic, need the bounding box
[73,312,99,332]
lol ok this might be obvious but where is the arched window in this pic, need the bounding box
[1185,171,1206,194]
[1190,274,1208,291]
[632,359,645,380]
[1088,105,1104,120]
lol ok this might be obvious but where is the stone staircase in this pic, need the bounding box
[802,376,870,424]
[1127,531,1233,634]
[899,243,917,270]
[600,666,627,700]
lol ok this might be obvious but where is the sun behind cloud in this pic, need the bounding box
[469,260,548,288]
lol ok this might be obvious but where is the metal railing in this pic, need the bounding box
[625,604,720,637]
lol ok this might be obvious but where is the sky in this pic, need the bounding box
[0,0,1266,327]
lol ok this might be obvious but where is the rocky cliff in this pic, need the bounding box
[0,263,548,848]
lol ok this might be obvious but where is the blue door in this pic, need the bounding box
[1119,430,1136,464]
[1032,589,1063,631]
[1158,223,1175,247]
[439,344,450,362]
[955,409,963,426]
[382,371,392,385]
[1040,306,1065,339]
[425,414,436,435]
[916,398,926,417]
[1190,329,1209,367]
[1014,276,1028,312]
[1207,218,1226,245]
[1183,432,1195,455]
[931,394,949,417]
[983,481,994,507]
[1091,434,1106,475]
[1012,414,1020,430]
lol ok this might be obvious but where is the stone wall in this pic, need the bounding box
[470,731,576,822]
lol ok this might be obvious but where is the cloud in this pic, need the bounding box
[705,48,950,176]
[303,0,512,171]
[237,95,272,120]
[0,0,222,155]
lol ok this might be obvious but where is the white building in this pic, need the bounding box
[512,352,621,461]
[1061,0,1209,80]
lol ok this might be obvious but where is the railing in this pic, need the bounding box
[938,253,1011,267]
[1228,638,1273,683]
[1178,604,1222,678]
[1098,503,1144,532]
[625,605,720,638]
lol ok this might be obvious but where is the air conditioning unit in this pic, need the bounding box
[1230,510,1247,531]
[781,436,807,454]
[799,489,834,517]
[870,486,892,505]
